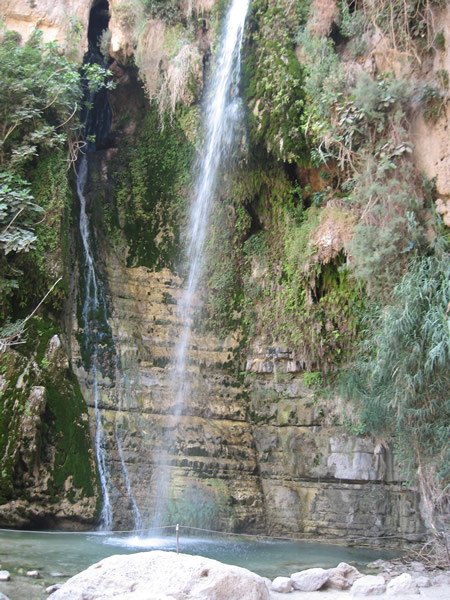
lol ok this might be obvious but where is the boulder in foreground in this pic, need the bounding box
[50,551,270,600]
[270,576,293,592]
[326,562,362,590]
[351,574,386,596]
[291,567,328,591]
[387,573,419,595]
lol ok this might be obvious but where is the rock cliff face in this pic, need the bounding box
[64,68,424,538]
[68,211,424,538]
[0,0,92,61]
[1,0,447,540]
[0,325,98,528]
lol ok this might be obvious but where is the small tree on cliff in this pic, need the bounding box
[342,237,450,552]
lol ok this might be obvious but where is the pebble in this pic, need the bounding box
[26,569,40,578]
[0,570,10,581]
[433,573,450,585]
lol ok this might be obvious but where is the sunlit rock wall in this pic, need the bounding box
[244,350,424,540]
[68,91,425,539]
[411,3,450,199]
[0,0,433,540]
[0,0,91,61]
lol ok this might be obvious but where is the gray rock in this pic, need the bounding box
[26,569,40,578]
[413,575,431,587]
[271,576,293,593]
[0,570,10,581]
[49,551,270,600]
[326,562,362,590]
[387,573,419,595]
[291,567,328,591]
[351,575,386,596]
[366,560,389,570]
[433,573,450,585]
[46,584,62,595]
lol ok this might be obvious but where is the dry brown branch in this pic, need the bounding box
[0,276,63,353]
[308,0,339,37]
[1,207,24,236]
[55,102,78,130]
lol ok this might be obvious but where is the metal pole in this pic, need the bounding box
[176,523,179,554]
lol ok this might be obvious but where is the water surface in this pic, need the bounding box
[0,529,399,599]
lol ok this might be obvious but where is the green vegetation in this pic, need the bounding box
[0,317,98,508]
[341,244,449,527]
[199,4,449,534]
[0,28,114,349]
[164,480,235,530]
[0,30,81,255]
[110,106,194,269]
[0,29,78,348]
[244,0,309,163]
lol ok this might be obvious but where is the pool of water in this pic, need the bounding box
[0,529,399,599]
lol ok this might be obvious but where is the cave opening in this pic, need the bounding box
[88,0,110,48]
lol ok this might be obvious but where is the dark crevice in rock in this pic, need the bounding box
[88,0,110,47]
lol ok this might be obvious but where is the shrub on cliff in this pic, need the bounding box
[341,239,450,532]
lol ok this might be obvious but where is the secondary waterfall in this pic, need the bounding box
[151,0,250,528]
[77,54,141,531]
[77,154,113,530]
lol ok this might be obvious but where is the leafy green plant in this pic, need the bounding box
[243,0,309,163]
[0,29,84,334]
[304,371,323,388]
[0,30,81,255]
[112,106,194,269]
[341,245,449,528]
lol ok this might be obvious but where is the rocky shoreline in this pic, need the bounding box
[2,551,448,600]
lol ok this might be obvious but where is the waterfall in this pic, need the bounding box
[77,56,140,531]
[76,154,113,530]
[115,426,143,530]
[151,0,250,529]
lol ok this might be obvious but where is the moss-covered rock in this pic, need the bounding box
[0,316,98,528]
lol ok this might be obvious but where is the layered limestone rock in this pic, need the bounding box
[70,254,267,531]
[244,348,424,541]
[69,194,424,538]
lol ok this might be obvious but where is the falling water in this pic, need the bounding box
[77,84,142,530]
[76,154,113,530]
[115,426,143,530]
[151,0,250,528]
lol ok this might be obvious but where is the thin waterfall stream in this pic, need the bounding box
[77,153,113,530]
[151,0,251,529]
[76,51,141,531]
